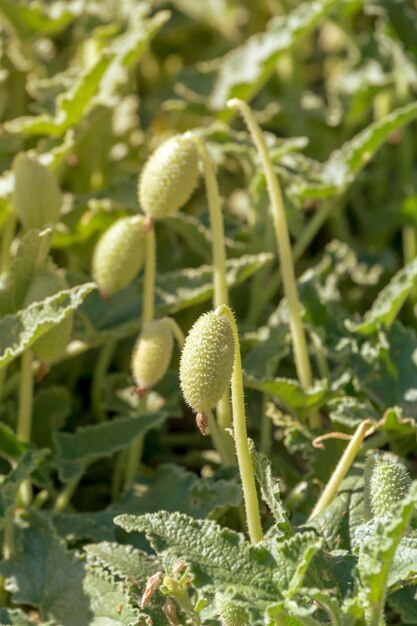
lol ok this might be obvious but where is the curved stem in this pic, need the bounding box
[91,338,116,422]
[218,304,263,544]
[124,227,157,487]
[17,349,34,506]
[308,420,371,521]
[191,134,228,309]
[228,100,317,428]
[164,317,184,348]
[191,134,233,442]
[54,475,82,512]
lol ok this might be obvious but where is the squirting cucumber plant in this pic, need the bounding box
[1,2,417,626]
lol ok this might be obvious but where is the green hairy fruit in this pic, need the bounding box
[92,215,146,298]
[24,269,73,363]
[365,454,411,519]
[215,594,249,626]
[13,153,61,231]
[179,310,234,421]
[138,134,199,219]
[131,318,174,394]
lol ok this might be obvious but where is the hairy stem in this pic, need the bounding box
[218,304,263,543]
[17,349,34,506]
[164,317,185,348]
[228,99,318,428]
[191,133,234,450]
[308,420,371,521]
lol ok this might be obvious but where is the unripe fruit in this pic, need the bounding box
[24,269,73,363]
[215,594,249,626]
[131,319,174,394]
[138,134,199,219]
[13,153,61,231]
[179,310,234,423]
[365,454,411,519]
[92,216,145,298]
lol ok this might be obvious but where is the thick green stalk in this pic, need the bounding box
[308,420,371,521]
[191,134,234,450]
[218,304,263,544]
[0,208,17,275]
[227,100,317,428]
[54,475,82,512]
[124,227,156,486]
[91,338,117,422]
[17,349,34,506]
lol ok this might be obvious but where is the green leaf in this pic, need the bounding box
[291,102,417,199]
[388,585,417,624]
[0,450,47,529]
[0,0,76,39]
[156,253,273,314]
[0,514,90,624]
[4,55,113,137]
[53,464,242,542]
[353,481,417,621]
[0,282,95,369]
[210,0,338,109]
[0,228,53,315]
[54,412,167,481]
[115,511,279,602]
[350,322,417,420]
[346,257,417,334]
[244,376,332,412]
[82,567,141,626]
[84,542,160,587]
[32,386,71,449]
[0,607,47,625]
[0,423,26,462]
[250,443,290,534]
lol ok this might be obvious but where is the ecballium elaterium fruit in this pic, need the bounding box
[179,309,234,429]
[92,215,146,298]
[138,134,199,219]
[131,318,174,395]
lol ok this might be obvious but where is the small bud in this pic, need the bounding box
[215,594,249,626]
[24,269,73,363]
[92,216,145,298]
[141,571,163,609]
[13,153,62,231]
[365,453,411,519]
[131,318,174,394]
[179,310,234,420]
[163,599,179,626]
[138,134,199,219]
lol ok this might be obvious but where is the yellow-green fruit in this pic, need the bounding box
[13,153,61,231]
[24,270,73,363]
[138,134,199,219]
[365,454,411,519]
[215,594,249,626]
[179,310,234,417]
[131,319,174,392]
[92,216,145,298]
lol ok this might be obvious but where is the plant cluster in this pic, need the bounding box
[1,1,417,625]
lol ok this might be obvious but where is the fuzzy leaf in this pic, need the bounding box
[54,412,167,481]
[0,282,95,369]
[0,228,53,315]
[346,257,417,334]
[0,0,76,39]
[0,450,47,528]
[5,56,113,137]
[250,444,290,533]
[0,514,91,626]
[210,0,338,109]
[354,481,417,616]
[84,542,160,587]
[115,511,279,602]
[291,102,417,199]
